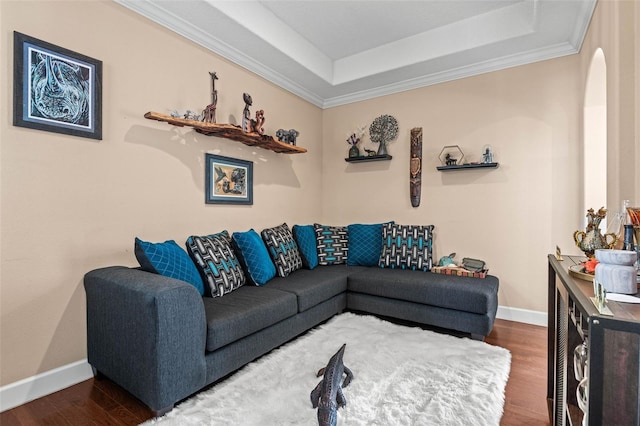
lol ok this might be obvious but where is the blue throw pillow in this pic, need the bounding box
[292,225,319,269]
[186,231,246,298]
[347,222,392,266]
[134,238,205,295]
[232,229,276,286]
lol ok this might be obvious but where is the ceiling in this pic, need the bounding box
[115,0,597,108]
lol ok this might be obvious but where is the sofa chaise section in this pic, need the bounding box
[346,268,499,339]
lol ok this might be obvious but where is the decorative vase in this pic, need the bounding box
[573,208,617,257]
[376,142,388,156]
[348,145,360,158]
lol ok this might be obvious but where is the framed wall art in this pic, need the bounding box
[13,31,102,140]
[205,154,253,205]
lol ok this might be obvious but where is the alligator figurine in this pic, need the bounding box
[310,344,354,426]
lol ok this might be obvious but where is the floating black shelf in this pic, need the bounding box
[436,162,499,171]
[345,154,393,163]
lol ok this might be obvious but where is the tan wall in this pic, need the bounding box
[322,57,582,314]
[0,1,323,386]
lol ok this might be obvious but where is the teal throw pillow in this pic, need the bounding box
[134,238,205,295]
[292,224,319,269]
[186,231,246,298]
[347,222,392,266]
[232,229,276,286]
[379,224,435,271]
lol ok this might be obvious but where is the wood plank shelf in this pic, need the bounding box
[345,154,392,163]
[436,162,499,171]
[144,112,307,154]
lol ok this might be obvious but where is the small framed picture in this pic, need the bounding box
[13,31,102,140]
[205,154,253,205]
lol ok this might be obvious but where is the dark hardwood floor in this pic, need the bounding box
[1,318,549,425]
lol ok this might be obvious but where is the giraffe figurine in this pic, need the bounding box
[202,72,218,123]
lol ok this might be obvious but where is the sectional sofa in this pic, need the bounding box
[83,222,499,415]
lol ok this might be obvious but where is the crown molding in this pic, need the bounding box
[115,0,595,110]
[322,41,579,108]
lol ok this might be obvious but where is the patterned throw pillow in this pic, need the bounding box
[231,229,276,286]
[134,238,205,295]
[186,231,246,298]
[314,224,349,265]
[347,222,392,266]
[261,223,303,277]
[292,224,319,270]
[379,224,435,271]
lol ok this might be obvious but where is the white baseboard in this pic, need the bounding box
[0,359,94,413]
[496,305,548,327]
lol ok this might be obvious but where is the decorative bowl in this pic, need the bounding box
[595,249,637,266]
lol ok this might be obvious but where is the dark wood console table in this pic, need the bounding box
[548,254,640,426]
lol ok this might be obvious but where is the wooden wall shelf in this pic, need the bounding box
[144,112,307,154]
[437,162,499,171]
[345,154,392,163]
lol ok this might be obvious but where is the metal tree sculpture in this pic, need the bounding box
[369,114,398,156]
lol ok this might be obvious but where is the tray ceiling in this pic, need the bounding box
[115,0,597,108]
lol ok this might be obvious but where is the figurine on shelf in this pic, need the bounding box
[202,71,218,124]
[276,129,300,145]
[288,129,299,145]
[242,93,252,132]
[250,109,265,135]
[445,153,457,166]
[482,145,493,164]
[184,110,202,121]
[363,148,376,157]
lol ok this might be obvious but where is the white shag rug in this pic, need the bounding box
[143,313,511,426]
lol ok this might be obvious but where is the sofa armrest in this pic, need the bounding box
[84,266,206,412]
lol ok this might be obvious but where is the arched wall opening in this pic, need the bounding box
[583,48,607,228]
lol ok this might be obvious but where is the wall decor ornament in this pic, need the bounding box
[410,127,423,207]
[13,31,102,140]
[438,145,465,166]
[205,154,253,205]
[369,114,398,156]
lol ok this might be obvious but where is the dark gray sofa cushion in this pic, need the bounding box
[203,286,297,351]
[347,267,498,315]
[266,265,357,312]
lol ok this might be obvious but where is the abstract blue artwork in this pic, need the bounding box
[13,32,102,140]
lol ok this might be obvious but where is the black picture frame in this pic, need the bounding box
[205,154,253,205]
[13,31,102,140]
